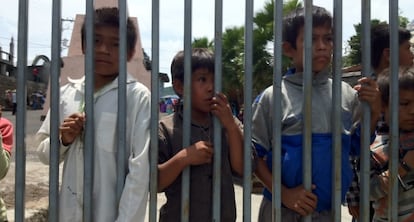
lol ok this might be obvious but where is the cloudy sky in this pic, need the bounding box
[0,0,414,78]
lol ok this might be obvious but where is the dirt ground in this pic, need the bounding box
[1,161,50,221]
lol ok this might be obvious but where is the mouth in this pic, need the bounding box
[314,56,330,62]
[95,59,111,65]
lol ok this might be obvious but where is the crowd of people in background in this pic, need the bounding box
[3,89,45,113]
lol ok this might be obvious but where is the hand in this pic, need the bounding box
[354,77,381,115]
[379,171,390,191]
[373,197,387,217]
[403,150,414,168]
[281,185,317,216]
[60,113,85,146]
[210,92,234,128]
[348,205,359,219]
[184,141,214,165]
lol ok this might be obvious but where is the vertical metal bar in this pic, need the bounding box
[116,0,128,204]
[181,0,192,221]
[15,0,29,221]
[272,1,283,221]
[213,0,223,220]
[331,0,343,221]
[149,0,160,221]
[83,1,95,221]
[303,2,313,221]
[359,1,371,221]
[388,1,399,221]
[272,0,283,222]
[243,0,253,221]
[49,0,62,221]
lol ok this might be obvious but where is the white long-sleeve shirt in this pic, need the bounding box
[37,75,150,222]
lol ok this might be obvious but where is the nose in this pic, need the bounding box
[208,81,214,92]
[314,38,328,51]
[409,104,414,114]
[96,43,109,54]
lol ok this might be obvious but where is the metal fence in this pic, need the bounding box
[10,0,402,221]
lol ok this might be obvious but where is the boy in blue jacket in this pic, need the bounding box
[252,6,381,221]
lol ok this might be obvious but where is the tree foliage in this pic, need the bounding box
[192,37,214,49]
[190,0,303,108]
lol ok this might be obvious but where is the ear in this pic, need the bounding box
[282,42,295,58]
[82,42,85,55]
[380,102,388,113]
[172,79,183,97]
[383,48,390,62]
[127,49,136,62]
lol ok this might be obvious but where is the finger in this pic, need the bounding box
[68,113,84,119]
[62,121,83,132]
[353,210,360,219]
[60,127,80,135]
[74,118,85,129]
[305,190,318,202]
[348,207,354,216]
[302,197,317,211]
[302,205,314,215]
[293,203,308,216]
[205,147,214,155]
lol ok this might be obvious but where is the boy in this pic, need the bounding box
[36,7,150,222]
[371,23,413,77]
[251,6,380,221]
[0,105,13,221]
[157,48,244,222]
[346,23,414,221]
[368,66,414,221]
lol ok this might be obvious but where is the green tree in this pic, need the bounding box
[253,0,303,93]
[192,37,213,49]
[343,19,383,67]
[190,0,304,108]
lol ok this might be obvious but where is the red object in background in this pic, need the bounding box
[33,68,39,76]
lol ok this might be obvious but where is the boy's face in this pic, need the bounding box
[82,26,134,79]
[383,89,414,131]
[398,40,414,67]
[283,25,333,73]
[191,68,214,115]
[172,68,214,116]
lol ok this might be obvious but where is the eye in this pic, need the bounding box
[324,35,333,42]
[400,101,409,107]
[197,76,207,82]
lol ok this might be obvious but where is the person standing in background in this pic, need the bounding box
[11,90,16,116]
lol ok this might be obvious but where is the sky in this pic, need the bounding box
[1,0,414,79]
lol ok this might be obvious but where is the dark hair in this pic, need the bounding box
[371,23,412,69]
[81,7,137,54]
[377,66,414,105]
[283,6,332,49]
[170,48,214,83]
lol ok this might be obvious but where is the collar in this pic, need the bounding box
[283,68,330,86]
[67,73,137,94]
[175,103,213,129]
